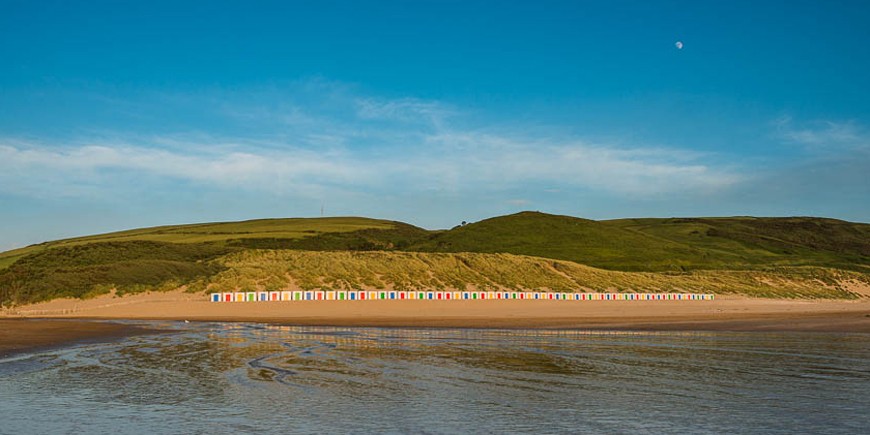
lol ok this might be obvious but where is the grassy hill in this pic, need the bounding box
[0,216,425,271]
[407,212,706,271]
[0,212,868,306]
[410,212,870,272]
[606,216,870,271]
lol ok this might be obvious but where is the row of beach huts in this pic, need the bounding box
[209,291,715,302]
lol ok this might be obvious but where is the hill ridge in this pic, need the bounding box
[1,212,868,305]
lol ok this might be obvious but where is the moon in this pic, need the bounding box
[675,41,684,50]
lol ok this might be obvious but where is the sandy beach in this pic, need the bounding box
[3,289,870,332]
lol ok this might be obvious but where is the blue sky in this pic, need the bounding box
[1,0,869,250]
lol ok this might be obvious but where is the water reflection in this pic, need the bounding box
[1,323,869,434]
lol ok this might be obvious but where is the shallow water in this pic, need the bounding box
[1,323,869,434]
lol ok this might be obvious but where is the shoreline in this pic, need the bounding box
[0,319,167,358]
[52,311,870,332]
[2,290,870,333]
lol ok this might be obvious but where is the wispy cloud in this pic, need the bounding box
[355,97,454,127]
[0,133,739,200]
[775,116,867,150]
[0,81,745,206]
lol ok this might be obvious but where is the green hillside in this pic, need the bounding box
[408,212,707,271]
[411,212,870,272]
[605,217,870,271]
[1,212,868,306]
[0,216,423,271]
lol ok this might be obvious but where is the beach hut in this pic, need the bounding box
[338,291,347,300]
[234,293,245,302]
[293,291,302,301]
[270,292,280,301]
[222,293,231,302]
[211,293,220,302]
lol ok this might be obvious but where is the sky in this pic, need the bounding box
[1,0,869,250]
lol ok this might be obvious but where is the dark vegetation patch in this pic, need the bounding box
[0,241,234,306]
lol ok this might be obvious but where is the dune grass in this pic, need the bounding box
[201,250,865,299]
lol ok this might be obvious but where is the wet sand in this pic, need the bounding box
[0,320,165,358]
[3,290,870,333]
